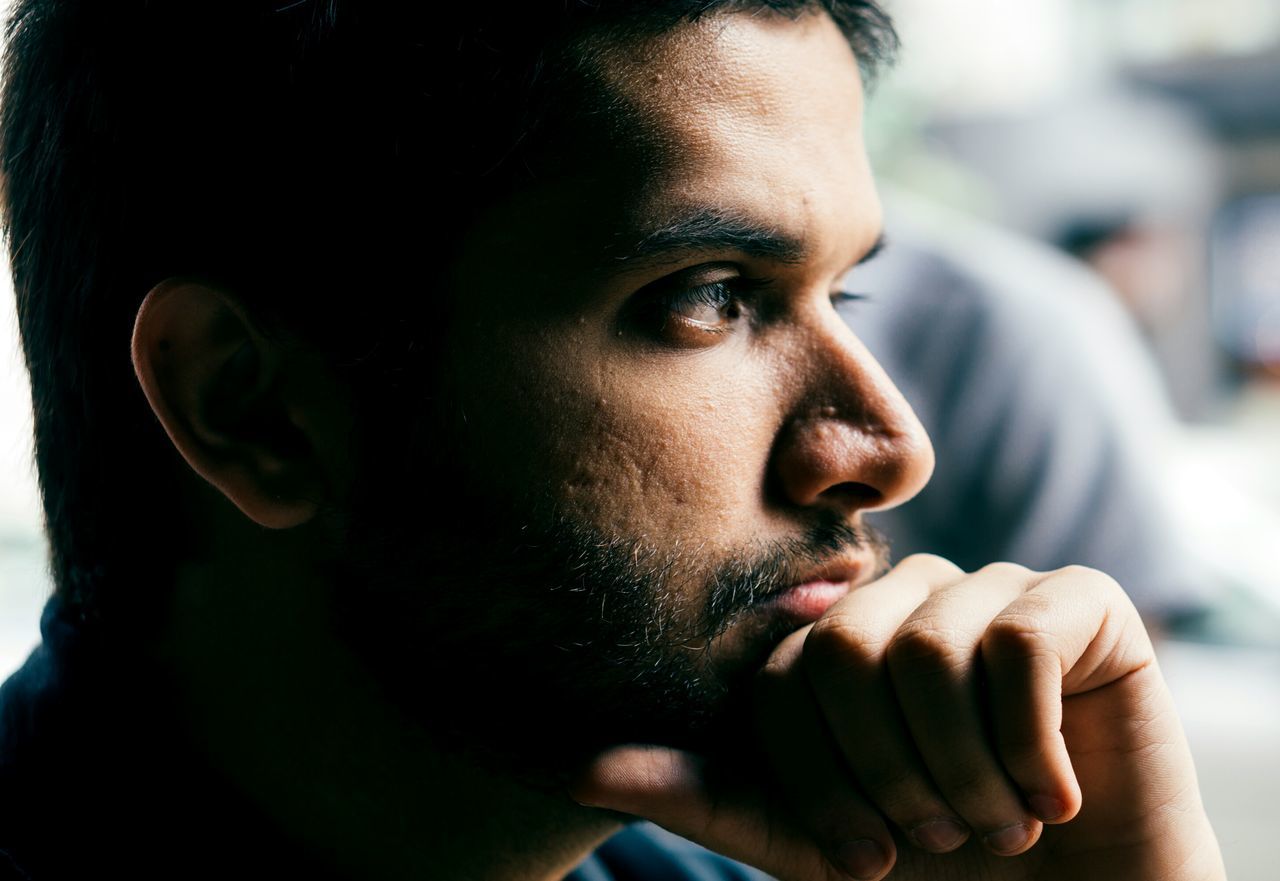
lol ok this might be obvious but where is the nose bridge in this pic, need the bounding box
[818,316,915,437]
[772,311,935,513]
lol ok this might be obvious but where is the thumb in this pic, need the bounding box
[570,744,852,881]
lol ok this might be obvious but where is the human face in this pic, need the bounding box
[340,10,933,774]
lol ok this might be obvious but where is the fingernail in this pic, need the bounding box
[835,838,886,879]
[910,817,968,852]
[1029,794,1065,822]
[984,823,1031,855]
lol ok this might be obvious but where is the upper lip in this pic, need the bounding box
[747,551,883,611]
[750,556,870,611]
[790,555,872,591]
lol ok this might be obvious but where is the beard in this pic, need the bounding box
[326,399,889,784]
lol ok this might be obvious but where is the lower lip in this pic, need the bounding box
[757,580,851,623]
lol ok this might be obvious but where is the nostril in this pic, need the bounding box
[819,481,881,509]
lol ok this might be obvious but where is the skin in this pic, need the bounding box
[127,9,1224,881]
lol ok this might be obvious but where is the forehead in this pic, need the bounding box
[590,12,863,159]
[586,10,870,228]
[453,11,876,308]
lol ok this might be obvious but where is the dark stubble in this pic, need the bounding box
[331,477,888,783]
[324,372,888,780]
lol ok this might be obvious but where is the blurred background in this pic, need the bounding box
[858,2,1280,877]
[0,0,1277,877]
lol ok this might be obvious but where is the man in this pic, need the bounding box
[0,3,1225,880]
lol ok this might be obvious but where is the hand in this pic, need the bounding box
[572,555,1226,881]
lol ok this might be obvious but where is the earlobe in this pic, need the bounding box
[131,279,326,529]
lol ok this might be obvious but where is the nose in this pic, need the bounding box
[770,323,934,515]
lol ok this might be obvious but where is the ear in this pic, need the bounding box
[131,279,340,529]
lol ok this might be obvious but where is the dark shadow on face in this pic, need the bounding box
[330,450,888,784]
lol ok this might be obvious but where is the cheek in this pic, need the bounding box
[447,320,789,549]
[550,360,783,545]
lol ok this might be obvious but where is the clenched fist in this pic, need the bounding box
[573,555,1226,881]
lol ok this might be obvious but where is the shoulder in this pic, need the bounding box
[855,193,1139,356]
[0,850,32,881]
[851,193,1173,433]
[569,823,774,881]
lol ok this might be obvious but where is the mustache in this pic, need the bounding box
[700,512,891,640]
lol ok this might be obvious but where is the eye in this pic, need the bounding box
[629,275,771,347]
[830,289,872,309]
[665,280,747,328]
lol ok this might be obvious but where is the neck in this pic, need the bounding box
[155,495,620,881]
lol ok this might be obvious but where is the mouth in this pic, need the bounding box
[750,557,872,625]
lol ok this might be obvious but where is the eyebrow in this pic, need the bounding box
[602,207,885,275]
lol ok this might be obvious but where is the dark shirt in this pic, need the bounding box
[0,596,767,880]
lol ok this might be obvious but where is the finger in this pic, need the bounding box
[981,588,1081,825]
[755,627,897,880]
[1035,566,1152,697]
[886,563,1044,856]
[981,566,1148,824]
[571,745,841,881]
[803,554,973,854]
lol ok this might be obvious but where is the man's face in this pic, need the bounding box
[340,10,933,774]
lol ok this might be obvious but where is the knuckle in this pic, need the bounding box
[886,620,969,674]
[1049,563,1123,596]
[977,561,1032,581]
[804,615,886,675]
[1054,563,1104,581]
[1009,589,1057,619]
[1042,564,1140,620]
[983,618,1055,662]
[899,553,964,580]
[984,598,1056,655]
[889,623,953,663]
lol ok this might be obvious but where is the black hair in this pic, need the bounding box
[1,1,896,628]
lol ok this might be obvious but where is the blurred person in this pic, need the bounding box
[854,193,1215,621]
[927,90,1225,418]
[0,4,1225,881]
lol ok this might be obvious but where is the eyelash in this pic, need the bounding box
[831,290,872,305]
[664,277,771,324]
[661,280,872,322]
